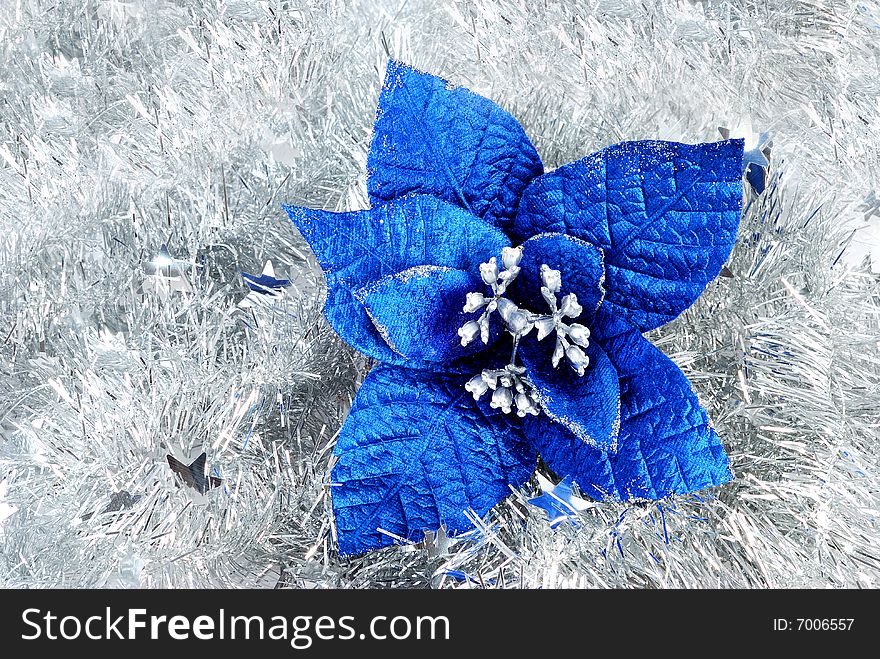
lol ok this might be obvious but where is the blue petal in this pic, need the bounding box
[332,365,536,555]
[367,60,544,231]
[520,338,620,450]
[508,232,605,319]
[285,194,510,364]
[357,266,495,363]
[513,139,744,331]
[525,310,732,500]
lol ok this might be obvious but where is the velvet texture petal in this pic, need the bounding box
[357,266,494,363]
[525,310,732,500]
[519,338,620,451]
[285,194,509,364]
[332,365,536,555]
[367,60,544,231]
[509,232,605,319]
[513,139,743,331]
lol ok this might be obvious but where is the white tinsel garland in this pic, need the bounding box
[1,0,878,588]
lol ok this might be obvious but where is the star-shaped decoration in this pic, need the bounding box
[153,244,175,269]
[103,546,147,588]
[260,128,299,167]
[719,125,771,194]
[419,525,452,558]
[240,260,290,294]
[104,489,142,513]
[858,191,880,222]
[238,261,293,311]
[143,244,193,298]
[528,473,592,528]
[81,489,142,521]
[166,452,223,495]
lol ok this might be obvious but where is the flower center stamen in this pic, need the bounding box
[458,249,592,415]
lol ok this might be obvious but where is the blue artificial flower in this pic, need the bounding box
[284,60,743,556]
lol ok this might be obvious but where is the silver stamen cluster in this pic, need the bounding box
[457,246,525,346]
[457,247,592,416]
[533,264,591,376]
[465,364,541,417]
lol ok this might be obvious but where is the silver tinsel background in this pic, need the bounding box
[1,0,879,589]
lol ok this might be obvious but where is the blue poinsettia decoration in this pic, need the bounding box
[284,60,743,556]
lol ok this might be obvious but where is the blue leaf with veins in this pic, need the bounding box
[524,309,732,500]
[519,339,620,451]
[367,60,544,231]
[509,232,606,320]
[332,365,535,555]
[514,139,743,332]
[285,194,509,365]
[356,265,495,363]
